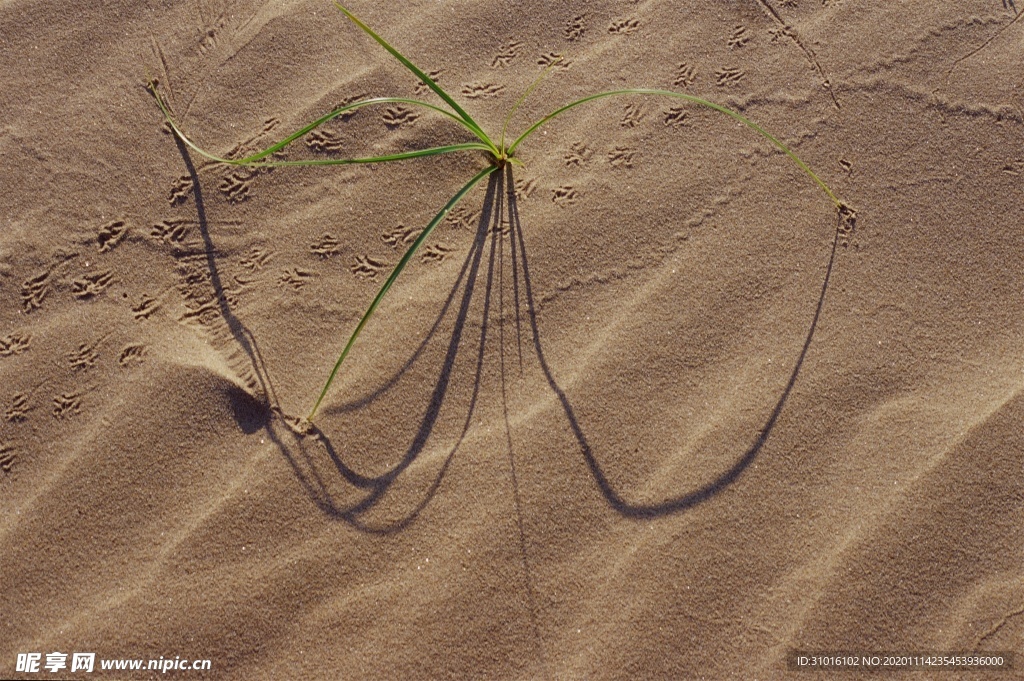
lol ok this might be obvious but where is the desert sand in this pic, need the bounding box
[2,0,1022,679]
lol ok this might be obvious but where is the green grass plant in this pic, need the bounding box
[149,2,849,422]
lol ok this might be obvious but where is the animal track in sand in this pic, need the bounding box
[310,233,342,258]
[0,333,31,357]
[197,14,225,55]
[728,25,751,49]
[621,102,646,127]
[715,67,746,87]
[608,146,636,168]
[21,271,50,312]
[219,171,253,203]
[421,243,454,264]
[381,105,421,129]
[382,225,422,247]
[674,62,697,87]
[168,175,194,205]
[414,72,442,95]
[68,341,100,371]
[306,129,345,152]
[0,443,14,474]
[664,107,689,128]
[564,141,594,167]
[118,344,147,367]
[491,40,524,68]
[514,178,538,200]
[6,393,30,423]
[240,247,274,271]
[97,220,129,252]
[444,205,482,230]
[332,93,370,118]
[1002,159,1023,175]
[552,186,579,206]
[52,392,82,419]
[132,294,161,320]
[491,219,512,237]
[71,271,114,300]
[150,218,192,244]
[837,206,857,248]
[564,15,586,41]
[538,52,571,70]
[350,255,386,279]
[608,18,640,35]
[278,268,314,291]
[460,82,505,99]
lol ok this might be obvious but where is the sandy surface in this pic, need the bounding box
[2,1,1023,679]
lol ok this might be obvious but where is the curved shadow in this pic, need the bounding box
[168,111,511,531]
[172,106,842,525]
[295,171,507,533]
[505,165,844,518]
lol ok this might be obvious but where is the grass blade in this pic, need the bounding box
[333,3,498,155]
[308,164,499,420]
[150,83,484,166]
[499,55,563,154]
[508,88,843,208]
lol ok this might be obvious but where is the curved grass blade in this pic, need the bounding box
[499,55,563,155]
[333,3,498,156]
[150,84,484,166]
[308,164,499,420]
[509,88,843,208]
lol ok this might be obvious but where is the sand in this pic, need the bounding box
[1,1,1022,679]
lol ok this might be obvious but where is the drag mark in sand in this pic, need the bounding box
[751,0,841,108]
